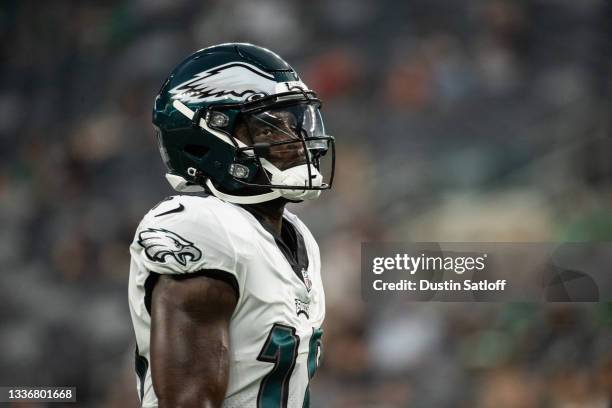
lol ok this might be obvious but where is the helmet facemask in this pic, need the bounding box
[170,91,335,204]
[167,90,335,204]
[232,101,335,201]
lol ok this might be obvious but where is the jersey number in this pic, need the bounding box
[257,324,323,408]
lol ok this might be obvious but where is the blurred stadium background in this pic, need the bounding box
[1,0,612,406]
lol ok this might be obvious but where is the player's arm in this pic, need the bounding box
[150,272,238,408]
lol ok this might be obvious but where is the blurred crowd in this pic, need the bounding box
[1,0,611,406]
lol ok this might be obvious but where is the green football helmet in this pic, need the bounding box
[153,43,335,204]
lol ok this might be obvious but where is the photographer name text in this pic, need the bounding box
[371,253,507,292]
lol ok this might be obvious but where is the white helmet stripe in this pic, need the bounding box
[173,100,243,148]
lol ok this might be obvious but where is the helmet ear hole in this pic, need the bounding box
[184,145,210,159]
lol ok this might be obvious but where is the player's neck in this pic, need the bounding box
[242,199,286,236]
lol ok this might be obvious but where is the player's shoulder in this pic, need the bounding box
[135,194,258,254]
[131,194,255,275]
[140,194,253,230]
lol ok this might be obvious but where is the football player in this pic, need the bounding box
[128,43,335,408]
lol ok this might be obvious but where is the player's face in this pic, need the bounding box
[235,104,326,171]
[249,110,306,170]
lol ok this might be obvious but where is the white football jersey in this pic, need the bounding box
[128,195,325,408]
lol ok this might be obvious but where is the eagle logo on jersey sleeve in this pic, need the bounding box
[138,228,202,266]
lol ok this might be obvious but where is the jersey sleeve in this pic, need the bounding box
[130,197,244,285]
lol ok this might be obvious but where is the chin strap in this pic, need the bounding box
[205,179,281,204]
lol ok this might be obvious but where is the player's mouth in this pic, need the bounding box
[268,143,308,170]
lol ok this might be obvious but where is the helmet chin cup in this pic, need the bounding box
[278,188,322,201]
[270,164,323,201]
[165,173,205,192]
